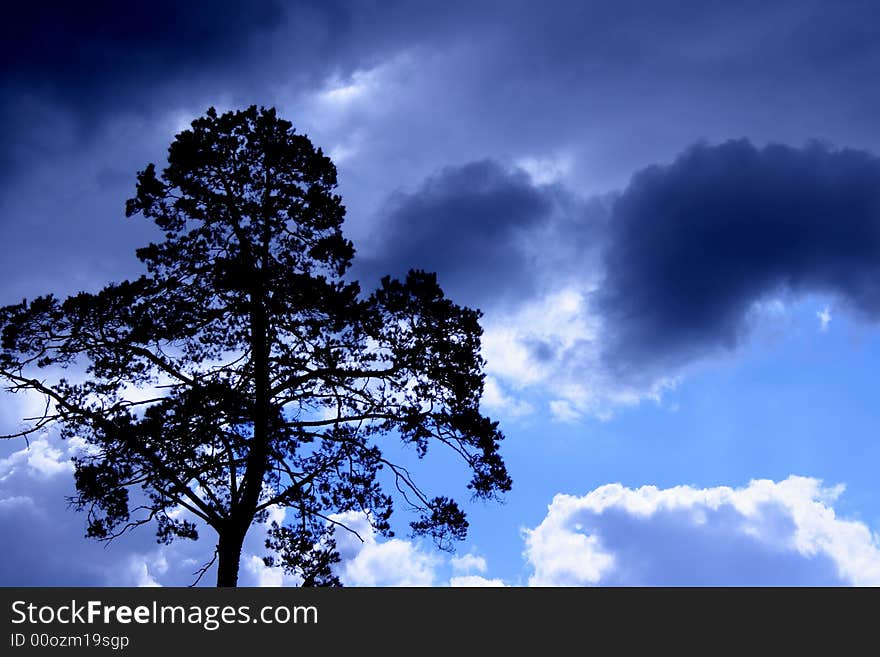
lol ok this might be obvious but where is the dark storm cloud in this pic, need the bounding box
[0,0,425,181]
[1,1,267,179]
[353,160,583,308]
[0,0,362,298]
[6,0,880,199]
[0,0,468,132]
[598,139,880,380]
[1,1,282,103]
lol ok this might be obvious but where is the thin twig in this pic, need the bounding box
[190,548,218,587]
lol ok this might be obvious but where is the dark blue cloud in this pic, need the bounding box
[1,1,282,98]
[598,140,880,379]
[353,160,566,308]
[1,1,276,180]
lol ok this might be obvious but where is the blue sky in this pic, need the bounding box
[3,1,880,586]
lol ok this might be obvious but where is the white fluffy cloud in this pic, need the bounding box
[524,476,880,586]
[0,436,74,480]
[124,552,169,588]
[330,511,439,586]
[450,552,488,575]
[245,555,296,587]
[481,286,676,421]
[243,516,506,587]
[6,433,874,587]
[0,434,474,587]
[481,377,534,419]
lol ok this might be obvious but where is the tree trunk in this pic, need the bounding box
[216,528,247,587]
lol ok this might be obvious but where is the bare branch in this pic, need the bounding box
[190,549,218,587]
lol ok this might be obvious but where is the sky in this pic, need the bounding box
[3,0,880,586]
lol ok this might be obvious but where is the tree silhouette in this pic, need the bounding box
[0,106,511,586]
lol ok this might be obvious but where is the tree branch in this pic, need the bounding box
[0,369,222,527]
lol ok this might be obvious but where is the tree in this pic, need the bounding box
[0,106,511,587]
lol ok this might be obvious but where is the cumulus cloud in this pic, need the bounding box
[0,436,74,479]
[330,511,439,586]
[598,140,880,384]
[245,555,296,587]
[481,286,675,420]
[0,434,478,588]
[481,377,534,419]
[450,552,488,574]
[358,140,880,419]
[0,434,218,586]
[124,552,170,588]
[4,437,877,588]
[524,476,880,586]
[244,516,507,587]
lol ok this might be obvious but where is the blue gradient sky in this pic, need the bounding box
[3,1,880,586]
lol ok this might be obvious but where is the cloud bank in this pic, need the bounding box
[524,476,880,586]
[372,142,880,419]
[353,159,598,309]
[3,437,877,586]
